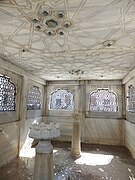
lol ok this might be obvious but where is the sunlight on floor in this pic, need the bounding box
[19,131,35,158]
[129,177,135,180]
[128,168,135,180]
[53,149,58,153]
[75,152,114,166]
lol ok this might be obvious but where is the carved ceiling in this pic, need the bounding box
[0,0,135,80]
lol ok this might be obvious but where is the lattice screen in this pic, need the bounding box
[90,89,118,112]
[0,75,16,111]
[128,85,135,112]
[50,89,74,110]
[27,86,41,110]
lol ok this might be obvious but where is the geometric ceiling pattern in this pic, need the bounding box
[0,0,135,80]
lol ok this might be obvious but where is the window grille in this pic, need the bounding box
[89,88,118,112]
[128,85,135,112]
[50,89,74,110]
[27,86,41,110]
[0,75,16,111]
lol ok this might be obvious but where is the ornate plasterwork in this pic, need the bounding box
[29,6,73,36]
[0,0,135,80]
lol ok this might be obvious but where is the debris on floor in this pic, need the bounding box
[0,142,135,180]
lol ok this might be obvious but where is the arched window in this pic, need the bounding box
[128,85,135,112]
[50,89,74,110]
[27,86,41,110]
[0,75,16,111]
[89,88,118,112]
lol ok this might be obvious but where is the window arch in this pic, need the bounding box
[27,86,41,110]
[128,85,135,112]
[50,89,74,110]
[89,88,118,112]
[0,75,16,111]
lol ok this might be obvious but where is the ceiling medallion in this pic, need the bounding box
[46,19,58,28]
[69,69,84,76]
[42,10,50,16]
[44,29,56,36]
[31,8,73,36]
[57,12,64,18]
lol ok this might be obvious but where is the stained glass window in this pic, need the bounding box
[128,85,135,112]
[50,89,74,110]
[89,89,118,112]
[0,75,16,111]
[27,86,41,110]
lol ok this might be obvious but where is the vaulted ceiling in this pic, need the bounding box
[0,0,135,80]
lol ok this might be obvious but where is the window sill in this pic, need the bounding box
[0,111,17,124]
[86,111,121,119]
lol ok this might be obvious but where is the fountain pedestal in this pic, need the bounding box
[29,122,60,180]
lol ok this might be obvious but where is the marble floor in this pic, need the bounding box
[0,141,135,180]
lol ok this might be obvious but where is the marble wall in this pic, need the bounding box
[0,58,46,166]
[0,65,20,166]
[45,80,124,146]
[123,75,135,159]
[81,118,124,145]
[19,77,45,151]
[125,121,135,158]
[0,121,19,167]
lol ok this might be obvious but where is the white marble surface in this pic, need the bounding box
[81,118,124,145]
[29,122,60,140]
[125,120,135,159]
[46,116,124,145]
[124,77,135,159]
[0,122,19,167]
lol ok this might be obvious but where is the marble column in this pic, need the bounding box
[71,111,81,158]
[71,81,86,157]
[34,140,53,180]
[71,121,81,158]
[78,81,86,142]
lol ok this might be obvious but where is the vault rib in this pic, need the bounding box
[72,31,83,49]
[104,28,117,41]
[8,22,27,40]
[130,0,135,7]
[47,36,60,50]
[26,0,32,9]
[76,25,102,42]
[130,39,135,51]
[0,7,15,17]
[72,0,87,19]
[28,23,34,49]
[63,29,69,52]
[74,0,123,26]
[64,0,69,18]
[54,38,64,48]
[39,33,51,52]
[121,7,125,32]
